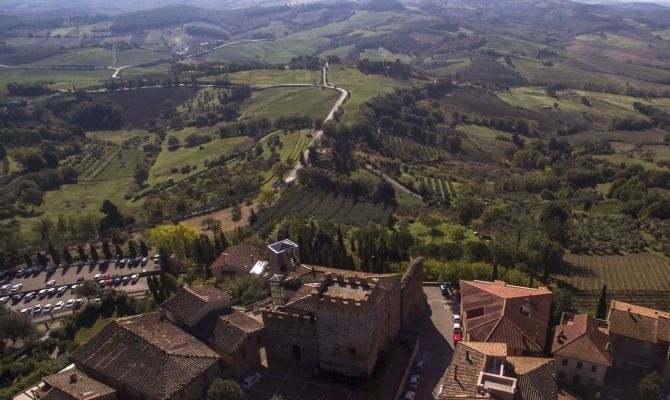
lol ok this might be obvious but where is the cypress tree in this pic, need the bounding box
[596,284,608,320]
[77,245,88,262]
[48,243,61,265]
[139,240,149,257]
[128,240,138,259]
[90,244,100,261]
[114,244,124,258]
[63,247,73,265]
[102,241,112,260]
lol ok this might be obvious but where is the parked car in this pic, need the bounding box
[453,331,463,345]
[404,391,416,400]
[122,276,130,285]
[0,284,9,293]
[43,303,52,313]
[0,296,8,304]
[20,308,30,315]
[414,359,425,372]
[241,372,261,389]
[94,273,102,280]
[114,277,122,286]
[66,298,75,308]
[38,289,48,298]
[452,314,461,324]
[32,304,42,314]
[46,280,56,287]
[56,286,68,295]
[439,284,449,297]
[47,287,56,296]
[24,292,35,301]
[75,298,83,305]
[409,374,421,390]
[11,283,23,292]
[46,265,56,273]
[131,274,139,284]
[12,293,23,302]
[54,301,65,311]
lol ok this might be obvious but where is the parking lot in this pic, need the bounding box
[1,258,158,319]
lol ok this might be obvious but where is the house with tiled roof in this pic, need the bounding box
[70,312,223,400]
[161,285,231,328]
[34,368,117,400]
[439,342,558,400]
[262,259,425,377]
[551,313,612,388]
[209,243,267,281]
[460,280,553,356]
[606,300,670,382]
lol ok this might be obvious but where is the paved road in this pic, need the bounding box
[412,286,457,399]
[284,64,349,183]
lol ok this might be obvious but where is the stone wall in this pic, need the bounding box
[261,310,320,368]
[401,258,426,330]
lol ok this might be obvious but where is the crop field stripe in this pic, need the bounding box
[440,179,450,200]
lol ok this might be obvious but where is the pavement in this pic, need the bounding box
[1,259,158,320]
[412,286,457,399]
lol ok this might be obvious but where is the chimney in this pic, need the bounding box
[250,254,255,265]
[69,374,79,384]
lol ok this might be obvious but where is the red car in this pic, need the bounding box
[453,332,463,345]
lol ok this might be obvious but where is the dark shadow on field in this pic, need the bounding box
[555,260,594,278]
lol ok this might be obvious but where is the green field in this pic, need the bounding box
[327,67,407,124]
[575,32,649,49]
[284,11,401,39]
[0,68,109,93]
[201,37,328,64]
[28,47,114,67]
[227,69,320,85]
[406,220,479,245]
[86,129,155,144]
[653,30,670,41]
[149,135,251,185]
[94,149,143,180]
[359,47,411,62]
[593,154,670,171]
[115,49,169,66]
[240,87,339,121]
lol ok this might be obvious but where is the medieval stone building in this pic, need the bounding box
[261,258,425,377]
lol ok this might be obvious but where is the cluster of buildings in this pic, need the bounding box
[26,240,425,400]
[442,279,670,399]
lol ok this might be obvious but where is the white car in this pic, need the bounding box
[11,283,23,292]
[54,301,65,311]
[75,298,83,305]
[43,303,53,313]
[94,273,102,280]
[47,287,56,296]
[56,286,67,295]
[32,304,42,314]
[65,298,76,308]
[452,314,461,324]
[130,274,139,284]
[38,289,48,298]
[24,292,35,301]
[0,296,9,304]
[0,284,9,293]
[46,279,56,287]
[241,372,261,389]
[20,308,31,315]
[404,391,416,400]
[409,374,420,390]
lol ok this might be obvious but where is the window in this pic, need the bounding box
[562,358,568,367]
[559,371,566,380]
[520,305,531,317]
[576,362,583,370]
[591,365,597,373]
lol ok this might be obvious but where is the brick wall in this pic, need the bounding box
[401,258,426,330]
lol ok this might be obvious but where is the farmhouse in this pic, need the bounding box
[209,239,300,281]
[65,285,263,400]
[261,258,425,377]
[551,313,612,388]
[437,341,558,400]
[459,280,553,356]
[606,300,670,382]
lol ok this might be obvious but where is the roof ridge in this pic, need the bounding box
[553,327,586,352]
[501,317,543,350]
[484,317,505,342]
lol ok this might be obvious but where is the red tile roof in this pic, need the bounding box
[42,368,116,400]
[551,314,612,366]
[608,300,670,343]
[209,244,265,275]
[192,310,263,355]
[460,280,553,353]
[70,313,221,400]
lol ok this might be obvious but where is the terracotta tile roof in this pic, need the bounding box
[460,280,552,353]
[192,310,262,354]
[441,342,489,398]
[461,342,508,357]
[209,244,265,274]
[608,300,670,343]
[507,357,558,400]
[41,390,78,400]
[551,314,612,366]
[283,283,320,313]
[161,285,230,326]
[42,368,116,400]
[467,280,551,298]
[70,313,221,400]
